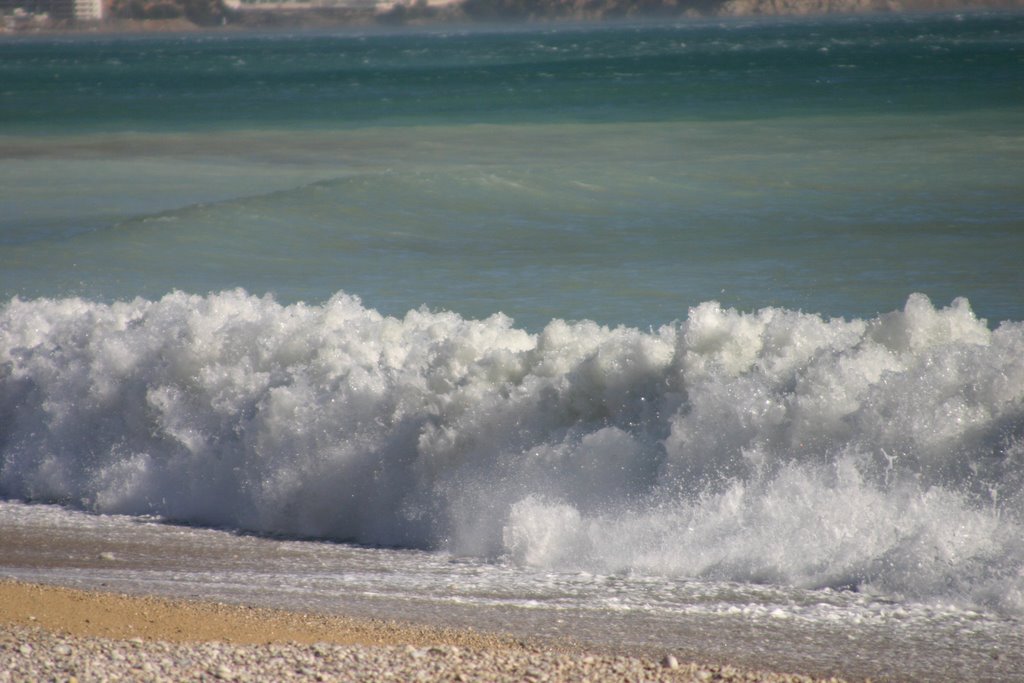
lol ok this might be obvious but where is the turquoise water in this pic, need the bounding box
[3,14,1024,679]
[2,14,1023,327]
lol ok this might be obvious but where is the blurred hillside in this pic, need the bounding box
[3,0,1021,33]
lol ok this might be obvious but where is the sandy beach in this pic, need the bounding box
[0,580,849,682]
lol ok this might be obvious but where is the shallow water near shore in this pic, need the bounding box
[3,500,1023,681]
[3,12,1024,682]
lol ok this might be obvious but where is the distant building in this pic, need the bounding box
[74,0,102,19]
[1,0,101,22]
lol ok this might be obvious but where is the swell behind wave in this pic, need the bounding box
[2,291,1023,612]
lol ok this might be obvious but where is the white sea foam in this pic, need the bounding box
[2,291,1023,612]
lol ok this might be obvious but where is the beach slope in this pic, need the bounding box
[0,580,845,682]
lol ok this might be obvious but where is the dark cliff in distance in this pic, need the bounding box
[199,0,1024,29]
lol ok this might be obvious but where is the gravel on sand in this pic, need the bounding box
[0,580,852,682]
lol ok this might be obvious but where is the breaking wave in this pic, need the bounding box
[2,291,1023,612]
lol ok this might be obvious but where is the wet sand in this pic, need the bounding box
[0,580,849,682]
[0,579,528,647]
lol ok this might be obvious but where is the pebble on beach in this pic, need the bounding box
[0,623,848,683]
[0,581,849,683]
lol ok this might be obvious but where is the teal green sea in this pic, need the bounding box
[2,13,1023,327]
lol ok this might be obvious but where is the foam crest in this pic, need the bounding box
[2,291,1023,611]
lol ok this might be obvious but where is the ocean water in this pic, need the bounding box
[2,12,1024,679]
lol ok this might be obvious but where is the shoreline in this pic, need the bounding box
[0,579,848,682]
[0,579,536,648]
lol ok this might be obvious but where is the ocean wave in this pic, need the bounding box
[2,291,1023,612]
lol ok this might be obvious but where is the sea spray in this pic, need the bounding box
[2,291,1023,612]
